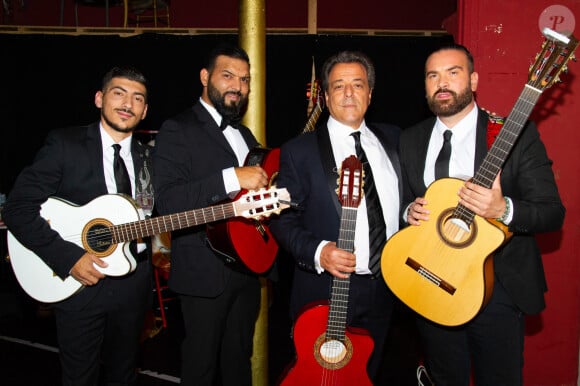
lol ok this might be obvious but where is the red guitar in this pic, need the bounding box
[278,155,373,386]
[206,146,281,274]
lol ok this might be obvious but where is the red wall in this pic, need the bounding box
[455,1,579,385]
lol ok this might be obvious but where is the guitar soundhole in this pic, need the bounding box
[314,334,353,370]
[437,208,477,248]
[82,219,115,256]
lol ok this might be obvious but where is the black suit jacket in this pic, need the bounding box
[2,123,153,310]
[152,102,260,297]
[399,108,565,314]
[269,123,403,318]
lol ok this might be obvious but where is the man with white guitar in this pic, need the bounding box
[2,66,153,386]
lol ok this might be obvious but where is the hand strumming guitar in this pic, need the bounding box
[69,252,107,286]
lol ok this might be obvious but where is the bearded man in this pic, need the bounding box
[152,43,269,386]
[398,43,564,386]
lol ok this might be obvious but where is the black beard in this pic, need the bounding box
[427,86,473,117]
[207,81,248,123]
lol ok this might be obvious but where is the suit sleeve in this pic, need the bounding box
[269,144,326,273]
[2,131,85,279]
[152,118,230,216]
[503,121,565,234]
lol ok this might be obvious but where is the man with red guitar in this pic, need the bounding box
[270,50,403,384]
[151,43,269,386]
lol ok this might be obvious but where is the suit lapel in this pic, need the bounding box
[368,123,403,204]
[86,123,109,196]
[316,125,341,216]
[193,103,239,161]
[474,109,490,172]
[414,117,436,192]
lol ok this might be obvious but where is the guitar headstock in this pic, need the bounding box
[306,79,325,109]
[529,28,579,90]
[336,155,363,208]
[234,187,292,219]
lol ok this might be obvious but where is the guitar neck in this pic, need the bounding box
[302,103,323,133]
[326,206,357,341]
[474,86,542,188]
[453,86,542,226]
[111,202,236,243]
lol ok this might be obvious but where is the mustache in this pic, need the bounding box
[224,91,242,98]
[434,88,456,97]
[116,108,135,116]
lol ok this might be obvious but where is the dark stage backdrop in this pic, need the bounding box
[0,33,453,194]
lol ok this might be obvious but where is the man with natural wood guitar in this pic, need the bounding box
[388,42,566,385]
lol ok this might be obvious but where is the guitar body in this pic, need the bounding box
[7,194,143,303]
[381,178,506,326]
[206,147,280,274]
[279,303,373,386]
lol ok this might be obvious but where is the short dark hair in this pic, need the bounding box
[204,43,250,72]
[321,51,376,92]
[101,66,148,99]
[427,43,474,73]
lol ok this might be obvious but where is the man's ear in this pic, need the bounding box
[471,71,479,92]
[200,68,209,87]
[94,90,104,108]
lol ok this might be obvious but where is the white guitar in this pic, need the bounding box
[7,187,291,303]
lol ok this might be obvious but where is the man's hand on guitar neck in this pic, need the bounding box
[235,165,269,191]
[459,173,506,220]
[320,242,356,279]
[70,253,107,286]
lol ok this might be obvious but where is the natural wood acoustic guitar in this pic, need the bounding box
[381,28,578,326]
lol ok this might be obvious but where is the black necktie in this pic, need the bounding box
[112,144,132,196]
[351,132,387,276]
[435,130,452,179]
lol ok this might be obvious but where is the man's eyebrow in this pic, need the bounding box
[222,69,250,79]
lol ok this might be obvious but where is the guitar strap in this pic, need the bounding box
[134,141,154,218]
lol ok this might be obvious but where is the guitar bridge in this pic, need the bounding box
[405,257,456,295]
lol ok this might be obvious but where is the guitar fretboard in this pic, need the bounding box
[111,202,236,243]
[453,85,542,226]
[326,206,357,342]
[302,103,323,133]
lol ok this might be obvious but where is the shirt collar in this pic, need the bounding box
[100,124,132,156]
[327,115,368,140]
[434,102,478,141]
[199,97,225,128]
